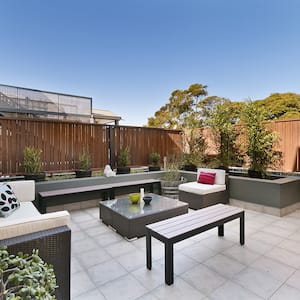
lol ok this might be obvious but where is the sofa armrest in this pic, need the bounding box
[0,226,71,300]
[5,180,35,202]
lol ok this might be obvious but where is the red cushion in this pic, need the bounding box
[197,172,216,185]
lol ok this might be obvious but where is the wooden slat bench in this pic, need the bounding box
[38,179,161,213]
[145,204,245,285]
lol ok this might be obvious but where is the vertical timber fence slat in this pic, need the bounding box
[0,118,182,175]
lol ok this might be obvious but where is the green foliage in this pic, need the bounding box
[254,93,300,120]
[207,100,243,168]
[118,147,130,167]
[149,152,161,166]
[161,162,181,181]
[23,146,43,174]
[0,247,57,300]
[242,100,280,174]
[147,83,208,129]
[78,152,91,170]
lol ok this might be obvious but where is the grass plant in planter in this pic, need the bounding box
[161,163,186,199]
[116,147,131,175]
[149,152,161,171]
[0,247,57,299]
[23,146,46,181]
[75,152,92,178]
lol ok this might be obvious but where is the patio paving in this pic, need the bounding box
[69,205,300,300]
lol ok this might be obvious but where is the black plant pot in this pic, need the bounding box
[24,173,46,182]
[75,170,92,178]
[116,166,130,175]
[248,170,263,178]
[149,166,161,172]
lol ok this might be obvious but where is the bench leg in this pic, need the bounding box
[165,242,174,285]
[218,224,224,236]
[240,212,245,245]
[146,230,152,270]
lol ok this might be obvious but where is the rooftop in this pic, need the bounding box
[70,205,300,300]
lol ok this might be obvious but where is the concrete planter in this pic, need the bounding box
[229,175,300,216]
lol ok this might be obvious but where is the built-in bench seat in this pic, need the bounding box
[38,178,161,213]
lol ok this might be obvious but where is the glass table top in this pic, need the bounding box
[100,193,188,219]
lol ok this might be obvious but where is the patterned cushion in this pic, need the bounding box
[197,171,216,185]
[0,184,20,218]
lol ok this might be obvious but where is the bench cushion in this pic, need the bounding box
[197,168,225,185]
[179,182,226,195]
[7,180,35,202]
[0,209,70,240]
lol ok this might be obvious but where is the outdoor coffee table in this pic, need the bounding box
[99,193,189,239]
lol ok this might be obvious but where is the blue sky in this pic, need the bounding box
[1,0,300,126]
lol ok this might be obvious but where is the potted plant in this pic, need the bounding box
[0,247,57,299]
[75,151,92,178]
[23,146,46,181]
[242,101,280,178]
[149,152,161,171]
[161,162,186,199]
[116,147,131,174]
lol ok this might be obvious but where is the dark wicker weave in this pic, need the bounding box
[0,226,71,300]
[179,189,229,209]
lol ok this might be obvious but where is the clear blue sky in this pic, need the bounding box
[1,0,300,126]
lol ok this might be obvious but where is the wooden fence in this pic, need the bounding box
[268,119,300,172]
[0,118,182,175]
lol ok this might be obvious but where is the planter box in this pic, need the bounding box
[229,176,300,216]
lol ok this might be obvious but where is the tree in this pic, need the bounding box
[207,100,244,168]
[241,100,280,177]
[147,83,208,129]
[254,92,300,120]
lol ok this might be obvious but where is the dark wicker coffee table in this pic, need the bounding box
[99,193,189,239]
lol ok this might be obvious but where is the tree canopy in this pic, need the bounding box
[148,87,300,129]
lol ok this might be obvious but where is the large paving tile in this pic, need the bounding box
[203,253,246,278]
[93,231,124,247]
[71,271,97,298]
[71,211,94,223]
[222,244,260,265]
[269,284,300,300]
[78,218,102,230]
[251,256,296,281]
[105,239,138,258]
[233,267,282,299]
[286,269,300,290]
[72,288,105,300]
[72,236,99,254]
[99,274,148,300]
[250,231,284,245]
[181,242,217,263]
[153,277,205,299]
[77,247,111,268]
[210,280,263,300]
[87,259,127,285]
[262,225,294,238]
[198,235,235,252]
[181,264,226,295]
[131,262,165,291]
[243,236,274,255]
[136,293,159,300]
[116,248,146,272]
[278,238,300,255]
[265,246,300,268]
[71,255,83,274]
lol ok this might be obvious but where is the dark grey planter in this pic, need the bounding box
[116,167,130,175]
[24,173,46,182]
[75,170,92,178]
[149,166,161,172]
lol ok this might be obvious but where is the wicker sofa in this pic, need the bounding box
[0,180,71,300]
[179,168,229,209]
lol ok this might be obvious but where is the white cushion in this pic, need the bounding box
[6,180,35,202]
[0,202,40,221]
[197,168,225,185]
[179,181,226,195]
[0,210,70,240]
